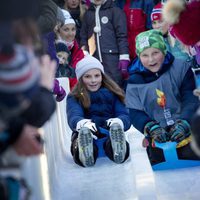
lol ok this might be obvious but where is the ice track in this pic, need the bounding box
[26,78,200,200]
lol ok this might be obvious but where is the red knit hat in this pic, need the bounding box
[163,0,200,46]
[151,2,163,22]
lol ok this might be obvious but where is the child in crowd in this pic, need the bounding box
[55,40,75,78]
[80,0,130,88]
[54,13,84,89]
[114,0,155,61]
[151,2,191,61]
[0,40,56,155]
[62,0,88,44]
[126,29,200,164]
[162,0,200,156]
[66,55,131,167]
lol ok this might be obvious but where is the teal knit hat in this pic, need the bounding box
[136,29,167,56]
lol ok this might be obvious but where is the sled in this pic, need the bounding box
[152,141,200,171]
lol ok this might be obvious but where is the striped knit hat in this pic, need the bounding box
[0,44,40,111]
[151,2,163,22]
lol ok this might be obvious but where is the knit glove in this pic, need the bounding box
[169,119,191,143]
[107,118,124,130]
[118,60,130,79]
[53,79,66,102]
[76,119,97,133]
[144,121,168,143]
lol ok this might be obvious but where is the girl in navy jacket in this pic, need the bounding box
[66,55,131,167]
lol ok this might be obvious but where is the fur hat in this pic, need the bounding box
[136,29,167,56]
[151,2,163,22]
[75,55,104,80]
[162,0,200,46]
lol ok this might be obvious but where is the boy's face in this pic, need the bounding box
[57,51,69,65]
[152,20,169,35]
[82,69,102,92]
[140,47,165,73]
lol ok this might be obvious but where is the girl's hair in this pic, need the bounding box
[71,73,125,109]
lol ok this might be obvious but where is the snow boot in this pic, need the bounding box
[78,127,94,167]
[109,123,127,164]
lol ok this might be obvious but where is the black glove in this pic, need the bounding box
[169,119,191,142]
[144,121,168,143]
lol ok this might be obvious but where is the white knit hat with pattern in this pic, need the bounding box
[61,9,75,25]
[75,55,104,80]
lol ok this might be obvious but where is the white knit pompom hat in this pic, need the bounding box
[60,9,75,25]
[75,55,104,80]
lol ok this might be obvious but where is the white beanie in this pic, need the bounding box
[64,18,75,25]
[75,55,104,80]
[61,9,75,25]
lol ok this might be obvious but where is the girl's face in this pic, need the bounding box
[140,47,165,73]
[59,24,76,42]
[152,20,169,35]
[82,69,102,92]
[65,0,80,9]
[57,51,69,65]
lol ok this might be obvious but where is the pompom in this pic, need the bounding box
[93,26,101,33]
[162,0,186,25]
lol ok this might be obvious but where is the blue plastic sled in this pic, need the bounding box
[152,141,200,171]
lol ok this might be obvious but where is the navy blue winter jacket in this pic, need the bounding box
[67,87,131,132]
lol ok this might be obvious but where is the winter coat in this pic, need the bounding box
[80,0,129,56]
[80,0,129,86]
[44,32,84,90]
[164,36,191,61]
[115,0,155,60]
[0,87,56,154]
[125,52,199,133]
[67,87,131,132]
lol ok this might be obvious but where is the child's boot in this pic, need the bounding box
[109,123,127,163]
[78,127,95,167]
